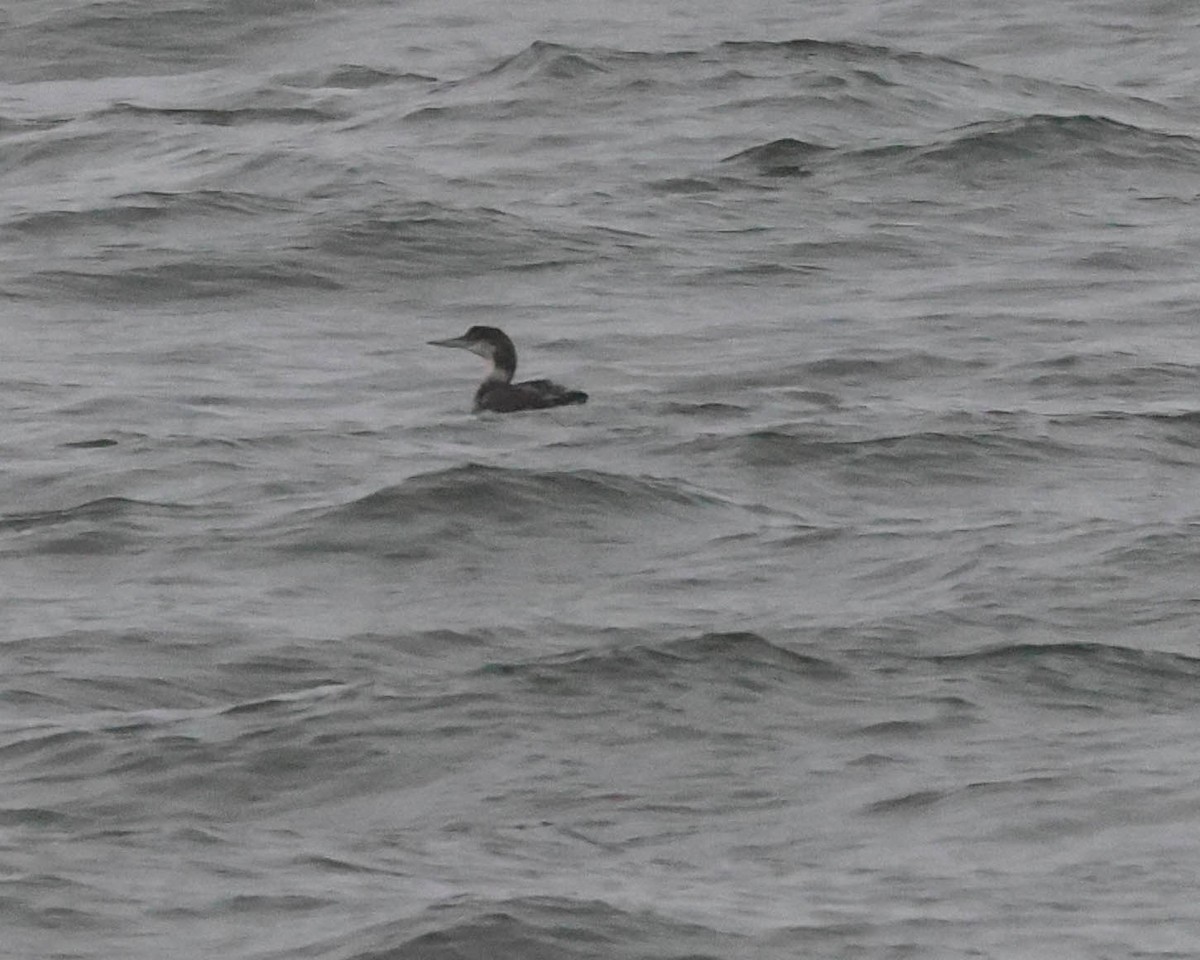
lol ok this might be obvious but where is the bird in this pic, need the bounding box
[428,325,588,413]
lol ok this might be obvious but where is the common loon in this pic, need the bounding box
[428,326,588,414]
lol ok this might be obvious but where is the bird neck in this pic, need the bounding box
[485,361,514,384]
[487,339,517,383]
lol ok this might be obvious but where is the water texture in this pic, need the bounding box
[3,1,1200,957]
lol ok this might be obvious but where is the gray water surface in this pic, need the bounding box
[4,1,1200,957]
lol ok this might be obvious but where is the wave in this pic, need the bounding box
[722,114,1200,181]
[675,426,1066,480]
[263,894,748,960]
[339,464,724,521]
[310,202,617,277]
[473,38,974,87]
[8,190,300,237]
[669,349,987,395]
[276,64,439,90]
[416,35,999,145]
[481,42,617,84]
[896,113,1200,171]
[330,463,714,518]
[929,641,1200,711]
[103,101,345,127]
[60,438,120,450]
[1028,353,1200,390]
[0,0,327,81]
[268,464,747,557]
[0,495,156,530]
[720,137,833,176]
[17,259,341,302]
[483,631,845,690]
[440,41,1186,179]
[0,497,200,555]
[0,115,69,137]
[0,127,128,182]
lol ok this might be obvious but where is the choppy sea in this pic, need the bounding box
[4,1,1200,957]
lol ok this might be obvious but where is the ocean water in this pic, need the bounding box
[4,1,1200,957]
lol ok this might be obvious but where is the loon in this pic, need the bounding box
[428,326,588,413]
